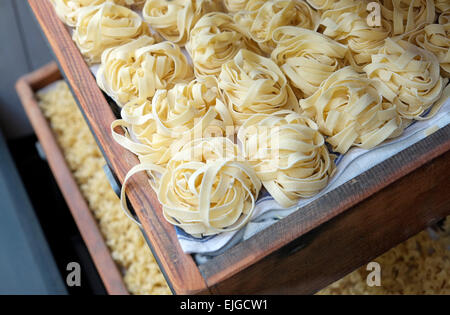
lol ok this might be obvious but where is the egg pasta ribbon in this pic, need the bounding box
[142,0,219,45]
[187,12,260,78]
[363,38,447,120]
[73,2,149,64]
[219,49,300,125]
[234,0,320,54]
[112,77,233,167]
[97,36,193,106]
[300,66,403,154]
[272,26,348,97]
[238,110,335,207]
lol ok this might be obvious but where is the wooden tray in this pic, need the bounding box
[28,0,450,294]
[16,62,129,295]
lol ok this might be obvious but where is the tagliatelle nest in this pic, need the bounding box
[234,0,320,53]
[406,10,450,77]
[158,138,262,237]
[219,49,300,125]
[238,110,335,207]
[364,38,447,120]
[97,36,194,106]
[300,66,403,154]
[37,81,170,295]
[72,2,149,64]
[187,12,260,78]
[271,26,348,97]
[112,77,233,169]
[319,0,392,69]
[142,0,219,45]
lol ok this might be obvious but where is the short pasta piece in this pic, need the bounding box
[234,0,320,54]
[97,36,193,106]
[272,26,348,97]
[142,0,219,45]
[238,110,335,207]
[300,66,403,154]
[187,12,259,78]
[73,2,149,64]
[364,38,447,120]
[219,49,300,125]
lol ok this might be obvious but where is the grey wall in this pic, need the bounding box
[0,0,53,139]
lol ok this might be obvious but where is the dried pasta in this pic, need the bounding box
[238,110,335,207]
[219,49,300,125]
[73,2,149,64]
[142,0,219,45]
[234,0,319,53]
[407,10,450,77]
[97,36,194,106]
[271,26,348,97]
[186,12,259,77]
[112,77,233,169]
[364,38,447,120]
[300,66,403,154]
[223,0,249,12]
[320,0,392,68]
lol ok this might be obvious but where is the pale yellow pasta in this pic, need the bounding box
[187,12,258,77]
[300,66,403,154]
[435,0,450,13]
[73,2,149,64]
[407,11,450,76]
[234,0,320,54]
[142,0,219,45]
[364,38,447,120]
[379,0,436,35]
[272,26,348,97]
[112,77,233,169]
[219,49,300,125]
[320,0,391,68]
[223,0,249,12]
[50,0,107,27]
[97,36,193,106]
[238,110,335,207]
[158,137,262,237]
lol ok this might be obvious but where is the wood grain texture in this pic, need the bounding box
[16,62,129,295]
[200,125,450,294]
[27,0,208,295]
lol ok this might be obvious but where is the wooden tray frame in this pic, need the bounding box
[28,0,450,294]
[16,62,130,295]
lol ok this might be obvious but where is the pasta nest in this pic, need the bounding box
[379,0,436,35]
[187,12,260,78]
[223,0,249,13]
[363,38,447,120]
[142,0,219,45]
[300,66,403,154]
[112,77,233,168]
[406,10,450,77]
[219,49,300,125]
[271,26,348,97]
[319,0,392,68]
[73,2,149,64]
[158,137,262,237]
[234,0,320,54]
[97,36,193,106]
[50,0,106,27]
[238,110,335,207]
